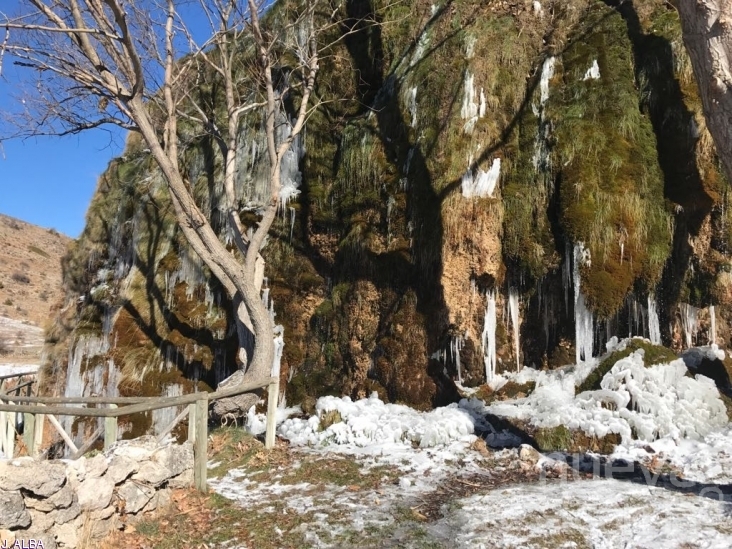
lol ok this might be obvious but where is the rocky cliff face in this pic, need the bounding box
[43,0,730,426]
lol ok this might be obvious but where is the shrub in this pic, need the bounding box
[28,245,50,259]
[11,272,30,284]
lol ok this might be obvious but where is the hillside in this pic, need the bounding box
[0,213,70,363]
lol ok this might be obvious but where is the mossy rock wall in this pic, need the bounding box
[44,0,732,413]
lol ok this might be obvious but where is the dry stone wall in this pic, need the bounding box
[0,436,193,548]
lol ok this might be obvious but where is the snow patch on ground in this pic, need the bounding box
[0,363,40,378]
[279,393,477,449]
[426,479,732,549]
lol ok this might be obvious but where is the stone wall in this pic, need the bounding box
[0,437,193,548]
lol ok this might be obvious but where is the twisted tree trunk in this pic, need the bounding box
[677,0,732,182]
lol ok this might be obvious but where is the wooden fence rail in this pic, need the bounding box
[0,375,280,492]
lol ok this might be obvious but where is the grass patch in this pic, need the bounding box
[577,339,677,393]
[527,528,591,549]
[279,457,399,489]
[534,424,620,453]
[206,427,291,479]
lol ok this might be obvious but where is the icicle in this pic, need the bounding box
[289,207,296,243]
[573,242,594,363]
[407,86,418,128]
[461,70,486,134]
[710,305,716,345]
[563,241,572,314]
[508,288,521,372]
[482,290,497,382]
[461,158,501,198]
[680,303,699,349]
[451,336,463,384]
[583,60,601,81]
[648,294,661,345]
[539,56,556,106]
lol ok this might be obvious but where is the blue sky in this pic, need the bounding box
[0,127,125,238]
[0,1,217,238]
[0,6,127,238]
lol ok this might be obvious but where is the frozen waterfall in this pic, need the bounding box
[680,303,699,349]
[710,305,716,345]
[482,291,497,382]
[648,294,661,345]
[508,287,521,372]
[461,158,501,198]
[539,56,556,107]
[461,71,484,133]
[583,60,601,81]
[573,242,594,363]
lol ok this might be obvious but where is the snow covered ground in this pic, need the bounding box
[0,363,39,378]
[423,478,732,549]
[209,338,731,547]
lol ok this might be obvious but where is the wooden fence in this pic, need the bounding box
[0,374,280,492]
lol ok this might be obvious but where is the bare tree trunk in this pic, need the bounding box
[677,0,732,182]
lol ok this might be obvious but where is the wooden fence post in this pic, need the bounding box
[265,377,280,450]
[0,410,5,456]
[187,403,196,443]
[4,409,14,458]
[194,395,209,492]
[23,413,35,456]
[33,413,44,457]
[104,404,118,450]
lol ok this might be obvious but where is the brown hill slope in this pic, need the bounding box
[0,213,70,362]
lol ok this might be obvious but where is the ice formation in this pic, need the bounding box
[533,56,556,172]
[461,71,484,133]
[483,342,728,444]
[451,336,464,383]
[648,294,661,345]
[507,287,521,372]
[461,158,501,198]
[573,242,594,362]
[709,304,716,345]
[539,56,556,107]
[278,393,476,448]
[481,291,497,381]
[583,59,601,81]
[407,86,418,128]
[680,303,699,349]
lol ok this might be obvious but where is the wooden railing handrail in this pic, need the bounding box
[0,376,275,417]
[0,371,39,382]
[4,395,151,405]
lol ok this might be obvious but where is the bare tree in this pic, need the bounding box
[675,0,732,183]
[0,0,321,406]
